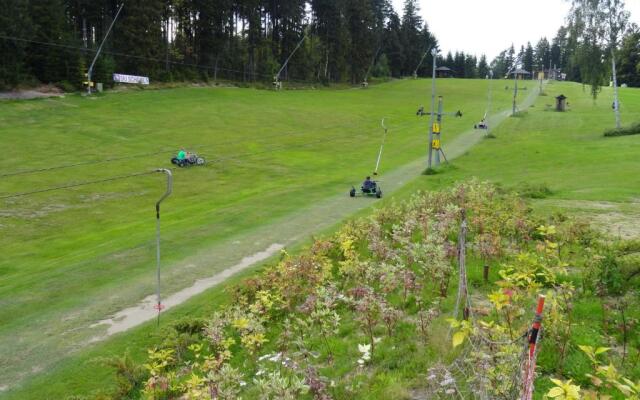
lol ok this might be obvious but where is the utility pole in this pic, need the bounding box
[487,69,493,136]
[506,54,524,116]
[418,96,461,167]
[427,47,438,169]
[512,70,518,115]
[86,3,124,95]
[434,96,443,166]
[154,169,173,325]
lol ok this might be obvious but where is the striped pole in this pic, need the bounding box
[521,294,546,400]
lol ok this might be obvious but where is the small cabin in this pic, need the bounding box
[510,68,531,80]
[555,94,567,112]
[435,66,453,78]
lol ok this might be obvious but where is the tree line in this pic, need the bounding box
[2,0,638,91]
[0,0,443,89]
[491,0,639,90]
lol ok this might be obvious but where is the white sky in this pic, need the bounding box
[389,0,640,60]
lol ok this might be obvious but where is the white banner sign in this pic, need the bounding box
[113,73,150,85]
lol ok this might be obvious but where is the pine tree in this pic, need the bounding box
[27,0,80,85]
[534,38,551,71]
[346,0,374,83]
[0,0,32,88]
[523,42,534,74]
[400,0,423,76]
[477,55,489,78]
[616,29,640,87]
[383,11,404,77]
[113,0,164,78]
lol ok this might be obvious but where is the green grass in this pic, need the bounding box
[3,79,640,398]
[0,79,517,396]
[392,81,640,204]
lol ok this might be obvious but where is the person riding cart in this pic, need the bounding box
[171,149,187,166]
[171,148,205,167]
[362,176,375,191]
[350,176,382,198]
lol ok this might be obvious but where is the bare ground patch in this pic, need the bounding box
[534,199,640,239]
[0,85,64,100]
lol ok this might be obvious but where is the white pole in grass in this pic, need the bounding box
[428,47,438,170]
[487,69,493,136]
[611,51,621,129]
[512,70,518,116]
[374,118,388,175]
[87,3,124,95]
[274,21,312,90]
[413,50,429,79]
[155,168,172,325]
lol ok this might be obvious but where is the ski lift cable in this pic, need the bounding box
[0,34,313,85]
[1,119,420,200]
[504,53,525,78]
[363,45,383,83]
[413,50,429,77]
[0,170,156,200]
[274,22,314,82]
[0,117,419,178]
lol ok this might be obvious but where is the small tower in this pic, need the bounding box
[555,94,567,112]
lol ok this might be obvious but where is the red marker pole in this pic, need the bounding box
[521,294,546,400]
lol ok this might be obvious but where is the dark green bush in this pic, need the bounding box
[516,182,553,199]
[603,122,640,137]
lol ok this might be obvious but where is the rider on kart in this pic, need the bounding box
[362,176,375,191]
[171,149,187,166]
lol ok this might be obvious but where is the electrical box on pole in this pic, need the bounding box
[417,95,462,168]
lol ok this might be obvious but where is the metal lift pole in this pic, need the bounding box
[428,48,438,169]
[87,3,124,95]
[154,168,173,325]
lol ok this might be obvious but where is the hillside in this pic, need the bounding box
[1,79,639,399]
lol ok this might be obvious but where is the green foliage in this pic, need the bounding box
[96,180,580,399]
[516,183,553,199]
[603,121,640,136]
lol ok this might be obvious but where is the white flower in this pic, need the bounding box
[440,378,455,386]
[358,344,371,354]
[239,381,247,387]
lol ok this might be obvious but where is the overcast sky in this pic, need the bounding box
[389,0,640,60]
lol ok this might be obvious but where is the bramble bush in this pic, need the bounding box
[102,180,638,399]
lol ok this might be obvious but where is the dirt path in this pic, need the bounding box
[90,244,285,337]
[0,86,541,394]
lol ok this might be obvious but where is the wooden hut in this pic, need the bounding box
[435,66,453,78]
